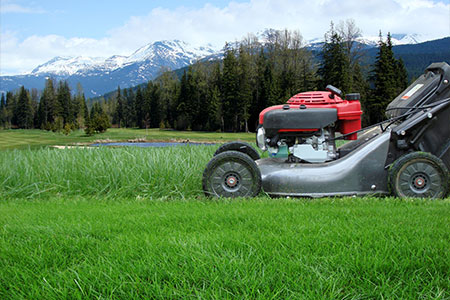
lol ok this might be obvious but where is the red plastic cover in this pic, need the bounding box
[259,91,362,140]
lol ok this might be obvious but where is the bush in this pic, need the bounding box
[85,112,111,135]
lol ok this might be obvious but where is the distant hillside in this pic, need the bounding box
[391,37,450,79]
[357,37,449,79]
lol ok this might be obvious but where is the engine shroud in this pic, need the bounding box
[259,91,362,140]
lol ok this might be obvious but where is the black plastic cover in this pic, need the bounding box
[345,93,360,101]
[263,108,337,137]
[386,62,450,118]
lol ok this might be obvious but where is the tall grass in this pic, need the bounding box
[0,146,216,199]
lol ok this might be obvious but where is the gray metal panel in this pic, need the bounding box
[257,131,392,197]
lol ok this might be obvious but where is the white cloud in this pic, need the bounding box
[1,0,449,75]
[0,32,123,75]
[0,0,46,14]
[107,0,449,49]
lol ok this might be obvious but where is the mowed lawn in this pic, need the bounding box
[0,128,254,150]
[0,198,449,299]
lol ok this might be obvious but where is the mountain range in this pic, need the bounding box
[0,40,216,98]
[1,34,449,98]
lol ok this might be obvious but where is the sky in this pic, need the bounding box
[1,0,449,75]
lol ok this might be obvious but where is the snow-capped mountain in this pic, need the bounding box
[306,33,425,49]
[356,33,424,47]
[1,40,217,97]
[126,40,215,65]
[30,40,216,77]
[31,56,106,76]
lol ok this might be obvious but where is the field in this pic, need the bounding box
[0,128,254,150]
[0,129,449,299]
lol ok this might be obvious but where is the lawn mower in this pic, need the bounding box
[203,62,450,199]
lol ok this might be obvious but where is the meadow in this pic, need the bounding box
[0,128,254,150]
[0,129,449,299]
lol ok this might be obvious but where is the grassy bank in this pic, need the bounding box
[0,197,449,299]
[0,146,217,199]
[0,128,254,150]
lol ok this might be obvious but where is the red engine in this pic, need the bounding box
[256,87,363,163]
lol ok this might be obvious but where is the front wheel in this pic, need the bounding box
[213,141,261,161]
[388,152,449,199]
[203,151,262,197]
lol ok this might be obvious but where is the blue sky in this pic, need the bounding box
[1,0,243,39]
[1,0,449,75]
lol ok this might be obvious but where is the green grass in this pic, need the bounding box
[0,146,217,199]
[0,197,449,299]
[0,128,254,150]
[0,131,449,298]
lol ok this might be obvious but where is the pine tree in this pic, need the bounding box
[248,49,267,131]
[37,79,57,129]
[155,70,178,128]
[369,32,408,124]
[209,63,223,131]
[83,96,89,125]
[135,87,145,128]
[221,47,239,132]
[319,23,351,94]
[124,88,136,127]
[191,63,210,131]
[208,85,221,131]
[238,45,252,132]
[142,82,152,129]
[395,58,408,95]
[5,92,16,128]
[185,66,199,130]
[15,86,34,129]
[115,86,124,128]
[72,83,87,129]
[56,81,72,125]
[176,70,189,130]
[0,94,6,128]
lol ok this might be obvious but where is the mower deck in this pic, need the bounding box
[257,131,391,197]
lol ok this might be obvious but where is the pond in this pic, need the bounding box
[90,142,216,148]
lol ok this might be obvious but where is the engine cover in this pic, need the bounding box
[259,91,362,140]
[263,108,337,137]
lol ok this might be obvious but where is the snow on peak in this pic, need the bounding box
[356,33,424,46]
[306,33,425,48]
[126,40,216,64]
[31,56,105,76]
[390,33,423,45]
[29,40,217,76]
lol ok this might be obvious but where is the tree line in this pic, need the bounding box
[0,80,109,134]
[0,21,408,133]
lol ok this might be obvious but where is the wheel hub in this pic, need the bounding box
[414,176,425,188]
[225,174,239,188]
[411,173,428,190]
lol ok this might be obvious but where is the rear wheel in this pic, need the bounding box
[203,151,262,197]
[389,152,448,199]
[214,141,261,161]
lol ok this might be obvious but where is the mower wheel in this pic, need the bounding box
[214,141,261,161]
[203,151,262,197]
[389,152,449,199]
